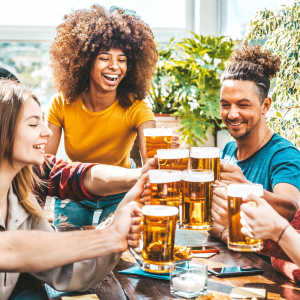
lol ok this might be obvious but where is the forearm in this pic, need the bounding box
[264,190,298,221]
[0,228,124,273]
[277,225,300,268]
[83,164,142,196]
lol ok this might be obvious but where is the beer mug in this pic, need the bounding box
[149,169,182,208]
[143,128,178,159]
[181,170,214,230]
[227,183,263,252]
[141,205,178,273]
[190,147,221,180]
[157,148,189,170]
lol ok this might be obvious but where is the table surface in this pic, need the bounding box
[89,231,300,300]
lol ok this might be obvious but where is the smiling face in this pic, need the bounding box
[12,97,51,167]
[220,80,270,140]
[89,48,127,94]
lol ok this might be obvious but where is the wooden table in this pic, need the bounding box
[90,234,300,300]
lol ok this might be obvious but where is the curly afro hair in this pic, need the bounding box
[221,44,281,102]
[50,5,158,108]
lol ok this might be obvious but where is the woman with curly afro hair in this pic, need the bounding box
[46,4,158,228]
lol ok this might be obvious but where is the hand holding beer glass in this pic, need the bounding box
[190,147,221,180]
[181,170,214,230]
[144,128,179,159]
[140,205,178,273]
[227,183,264,252]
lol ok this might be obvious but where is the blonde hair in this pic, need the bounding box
[0,79,42,218]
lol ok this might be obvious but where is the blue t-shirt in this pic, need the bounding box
[222,133,300,192]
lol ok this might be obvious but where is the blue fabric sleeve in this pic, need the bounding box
[270,147,300,190]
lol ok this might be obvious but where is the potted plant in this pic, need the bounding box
[147,33,235,146]
[246,2,300,148]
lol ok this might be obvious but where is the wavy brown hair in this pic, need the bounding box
[221,45,281,102]
[50,5,158,108]
[0,79,42,218]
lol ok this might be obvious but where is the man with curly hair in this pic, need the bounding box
[46,5,158,228]
[210,44,300,282]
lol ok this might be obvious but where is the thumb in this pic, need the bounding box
[136,173,149,190]
[243,194,264,206]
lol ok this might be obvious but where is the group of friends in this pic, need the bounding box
[0,4,299,300]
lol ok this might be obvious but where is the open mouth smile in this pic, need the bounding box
[33,144,46,153]
[103,74,119,82]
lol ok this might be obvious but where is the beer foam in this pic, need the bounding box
[149,170,182,183]
[190,147,220,158]
[143,127,174,136]
[181,170,214,182]
[227,183,263,198]
[142,205,178,217]
[157,148,189,159]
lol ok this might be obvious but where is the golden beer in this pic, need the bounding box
[190,147,221,180]
[141,205,178,273]
[149,170,182,208]
[182,170,214,230]
[227,183,263,252]
[157,149,189,170]
[144,128,178,159]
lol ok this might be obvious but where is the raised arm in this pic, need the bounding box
[241,195,300,268]
[0,201,141,273]
[137,120,155,164]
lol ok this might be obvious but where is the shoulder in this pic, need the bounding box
[125,99,154,121]
[222,141,237,154]
[50,93,81,107]
[50,93,65,105]
[267,134,300,158]
[128,98,152,111]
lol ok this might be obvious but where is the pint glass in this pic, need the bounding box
[157,148,189,170]
[227,183,263,252]
[149,170,182,208]
[190,147,221,180]
[141,205,178,273]
[144,128,178,159]
[181,170,214,230]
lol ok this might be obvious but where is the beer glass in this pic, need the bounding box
[149,169,182,208]
[227,183,263,252]
[144,128,178,159]
[181,170,214,230]
[157,148,189,170]
[141,205,178,273]
[190,147,221,180]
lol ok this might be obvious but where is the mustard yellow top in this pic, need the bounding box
[48,94,154,168]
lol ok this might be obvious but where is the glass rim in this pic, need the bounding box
[149,169,182,183]
[157,148,189,159]
[227,183,263,197]
[190,147,220,158]
[181,169,214,182]
[142,204,178,217]
[143,127,175,136]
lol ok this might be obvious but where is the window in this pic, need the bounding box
[0,1,192,104]
[221,0,295,39]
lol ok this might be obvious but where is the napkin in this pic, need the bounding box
[230,287,266,299]
[61,295,99,300]
[118,264,170,280]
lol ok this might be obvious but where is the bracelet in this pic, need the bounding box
[276,223,290,243]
